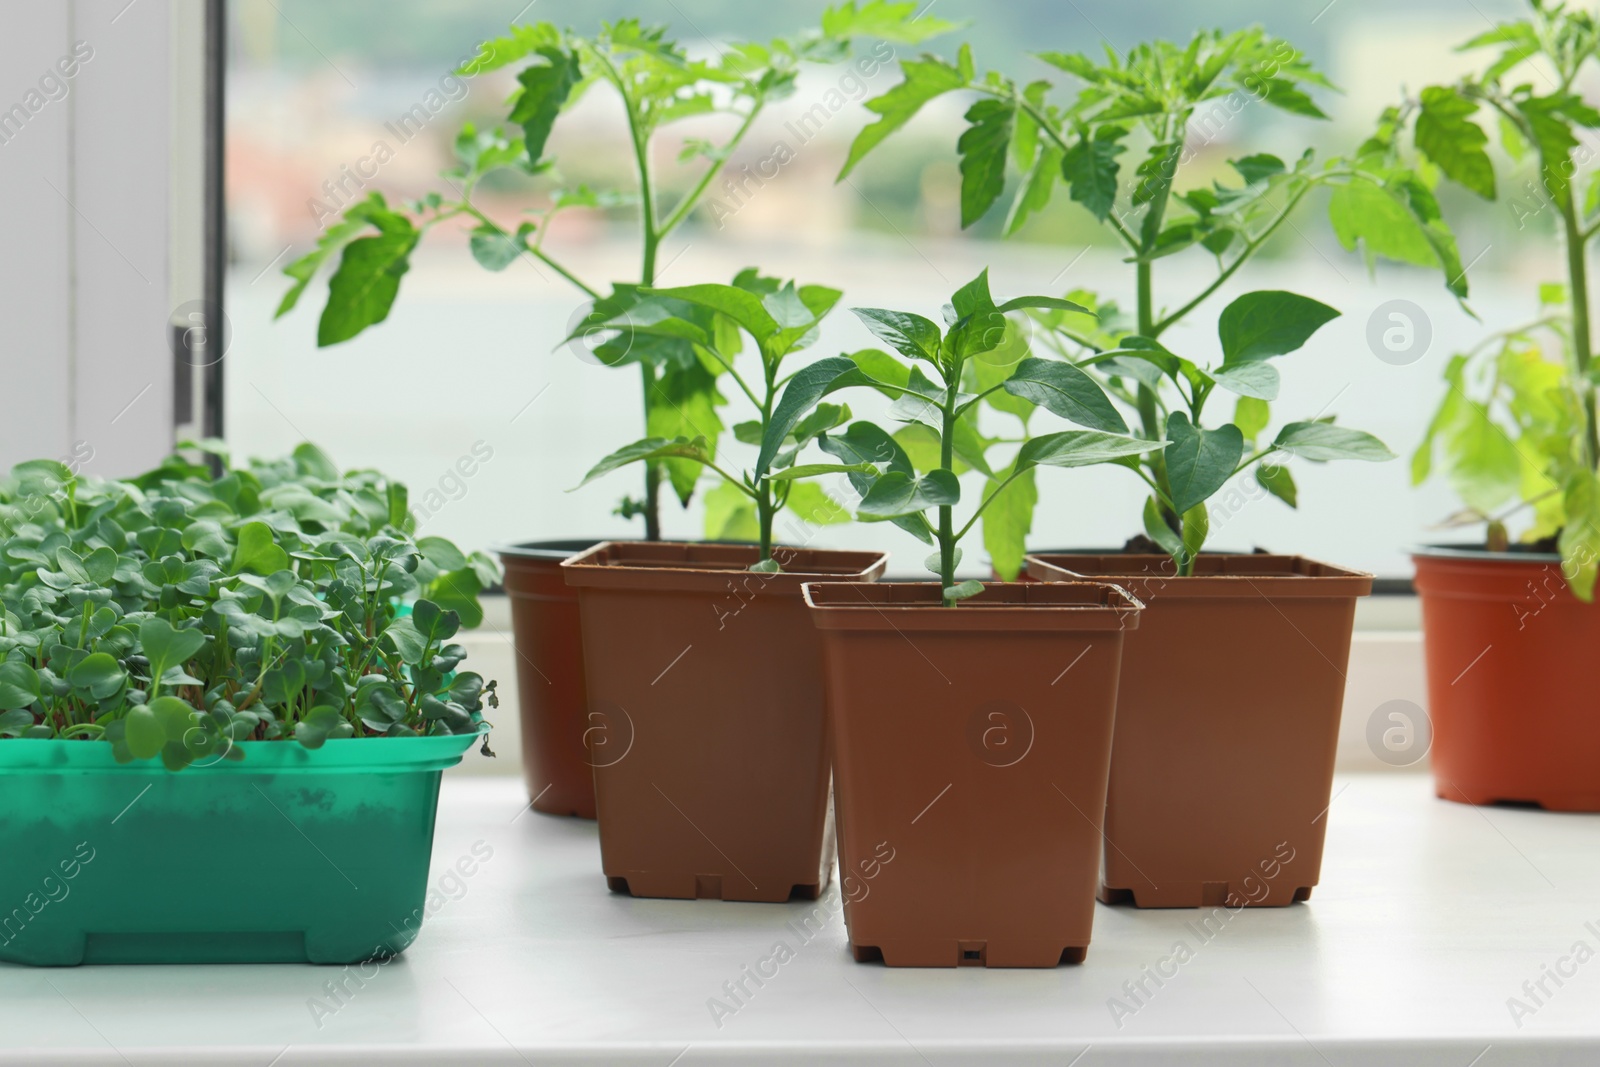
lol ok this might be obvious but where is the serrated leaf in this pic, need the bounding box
[839,54,968,179]
[1060,128,1126,221]
[958,98,1015,228]
[1415,86,1496,199]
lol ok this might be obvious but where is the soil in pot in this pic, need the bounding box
[499,540,604,819]
[1414,546,1600,811]
[563,541,887,903]
[805,581,1140,967]
[1028,554,1370,909]
[0,734,477,966]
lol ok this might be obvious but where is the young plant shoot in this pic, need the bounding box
[570,272,861,571]
[277,6,954,541]
[1393,0,1600,597]
[0,446,496,769]
[826,270,1166,604]
[840,29,1459,573]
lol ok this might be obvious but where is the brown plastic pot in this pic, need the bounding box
[1414,546,1600,811]
[804,581,1141,967]
[1027,554,1371,908]
[499,540,602,819]
[563,541,888,902]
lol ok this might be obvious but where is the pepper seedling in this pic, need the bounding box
[570,272,863,570]
[821,269,1167,604]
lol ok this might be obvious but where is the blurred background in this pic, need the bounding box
[225,0,1553,580]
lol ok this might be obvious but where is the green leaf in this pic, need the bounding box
[1256,462,1298,508]
[0,708,34,738]
[1218,291,1340,364]
[703,480,759,542]
[820,1,961,45]
[69,652,125,701]
[783,482,851,527]
[981,467,1037,582]
[759,356,869,475]
[647,360,725,506]
[857,469,960,518]
[1209,361,1280,401]
[295,705,355,750]
[820,422,914,477]
[1272,422,1396,462]
[944,580,985,603]
[574,436,711,490]
[839,53,968,179]
[510,47,582,168]
[1142,496,1184,561]
[1165,412,1244,514]
[1255,78,1327,119]
[1001,358,1128,432]
[139,617,207,686]
[1181,503,1210,561]
[426,568,485,631]
[769,463,877,480]
[958,98,1015,228]
[1415,86,1496,199]
[851,308,941,363]
[1560,472,1600,601]
[231,521,289,576]
[1517,94,1583,209]
[0,659,41,710]
[124,706,165,760]
[1006,141,1063,236]
[317,219,419,347]
[1231,153,1286,185]
[644,283,780,347]
[1060,127,1126,221]
[1015,430,1167,471]
[1329,180,1438,270]
[469,221,534,271]
[293,442,339,480]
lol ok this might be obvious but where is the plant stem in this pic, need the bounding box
[1562,192,1600,470]
[939,378,958,605]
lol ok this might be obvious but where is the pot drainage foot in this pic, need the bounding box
[694,875,723,899]
[1293,886,1313,903]
[1059,946,1087,965]
[788,882,824,901]
[1097,885,1136,906]
[850,943,884,964]
[606,876,631,894]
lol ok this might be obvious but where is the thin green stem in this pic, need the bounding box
[659,104,766,238]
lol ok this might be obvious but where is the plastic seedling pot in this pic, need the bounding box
[563,541,887,903]
[0,734,477,966]
[1414,546,1600,811]
[1027,553,1370,908]
[499,539,606,819]
[804,580,1140,967]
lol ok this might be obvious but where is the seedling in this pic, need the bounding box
[1396,0,1600,597]
[571,272,861,569]
[0,445,496,769]
[840,29,1461,573]
[277,6,954,541]
[824,269,1165,603]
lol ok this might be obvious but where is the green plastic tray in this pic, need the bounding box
[0,734,476,966]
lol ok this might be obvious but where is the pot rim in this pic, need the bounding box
[1025,552,1373,599]
[562,540,889,592]
[494,538,607,562]
[0,732,482,775]
[1410,542,1563,564]
[803,580,1142,632]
